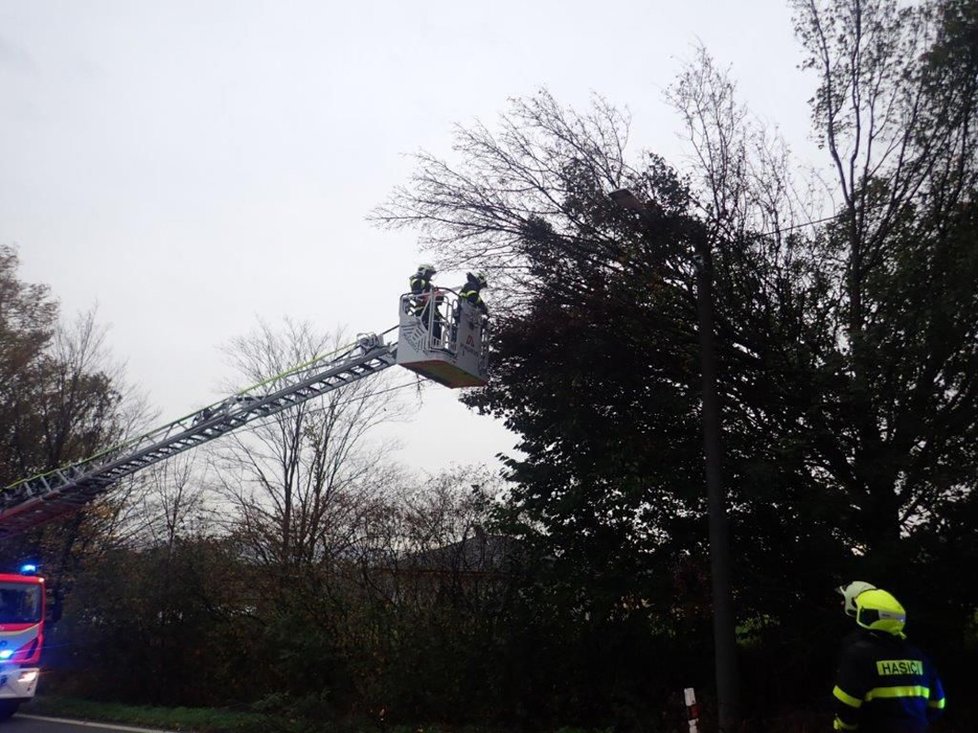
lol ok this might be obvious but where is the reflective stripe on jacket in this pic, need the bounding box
[410,274,432,295]
[458,286,487,314]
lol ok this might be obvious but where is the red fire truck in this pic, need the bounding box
[0,567,45,719]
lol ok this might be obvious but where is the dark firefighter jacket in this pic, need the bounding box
[458,284,488,316]
[409,273,433,315]
[833,630,945,732]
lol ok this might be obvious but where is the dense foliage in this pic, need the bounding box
[0,245,142,598]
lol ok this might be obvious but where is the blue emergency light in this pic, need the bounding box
[18,564,38,575]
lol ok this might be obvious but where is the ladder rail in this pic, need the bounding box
[0,336,398,537]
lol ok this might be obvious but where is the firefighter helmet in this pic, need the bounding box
[854,588,907,636]
[837,581,906,636]
[418,263,436,275]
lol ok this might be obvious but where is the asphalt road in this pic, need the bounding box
[4,715,175,733]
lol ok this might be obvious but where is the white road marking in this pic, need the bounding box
[16,714,178,733]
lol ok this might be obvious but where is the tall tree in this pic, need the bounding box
[787,0,978,565]
[0,245,59,484]
[0,246,155,631]
[213,318,408,570]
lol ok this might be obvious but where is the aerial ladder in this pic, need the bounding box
[0,289,488,539]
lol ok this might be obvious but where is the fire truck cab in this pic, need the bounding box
[0,567,45,719]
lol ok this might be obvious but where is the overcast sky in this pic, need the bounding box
[1,0,815,475]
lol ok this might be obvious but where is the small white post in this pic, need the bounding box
[684,687,700,733]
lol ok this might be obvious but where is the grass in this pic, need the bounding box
[23,696,618,733]
[24,695,275,732]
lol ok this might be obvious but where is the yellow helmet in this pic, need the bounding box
[838,583,907,636]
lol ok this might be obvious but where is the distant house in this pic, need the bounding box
[376,530,522,608]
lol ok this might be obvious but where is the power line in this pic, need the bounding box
[756,210,852,237]
[708,186,942,240]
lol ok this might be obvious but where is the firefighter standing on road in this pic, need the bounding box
[832,581,945,732]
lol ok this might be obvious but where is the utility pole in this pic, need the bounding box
[691,231,739,733]
[610,189,740,732]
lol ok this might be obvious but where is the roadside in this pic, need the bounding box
[21,697,611,733]
[22,698,270,733]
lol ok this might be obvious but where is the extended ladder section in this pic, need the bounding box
[0,292,491,539]
[0,335,397,538]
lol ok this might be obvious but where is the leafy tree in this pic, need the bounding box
[0,246,150,592]
[46,534,258,706]
[667,0,978,642]
[0,244,59,483]
[785,0,978,568]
